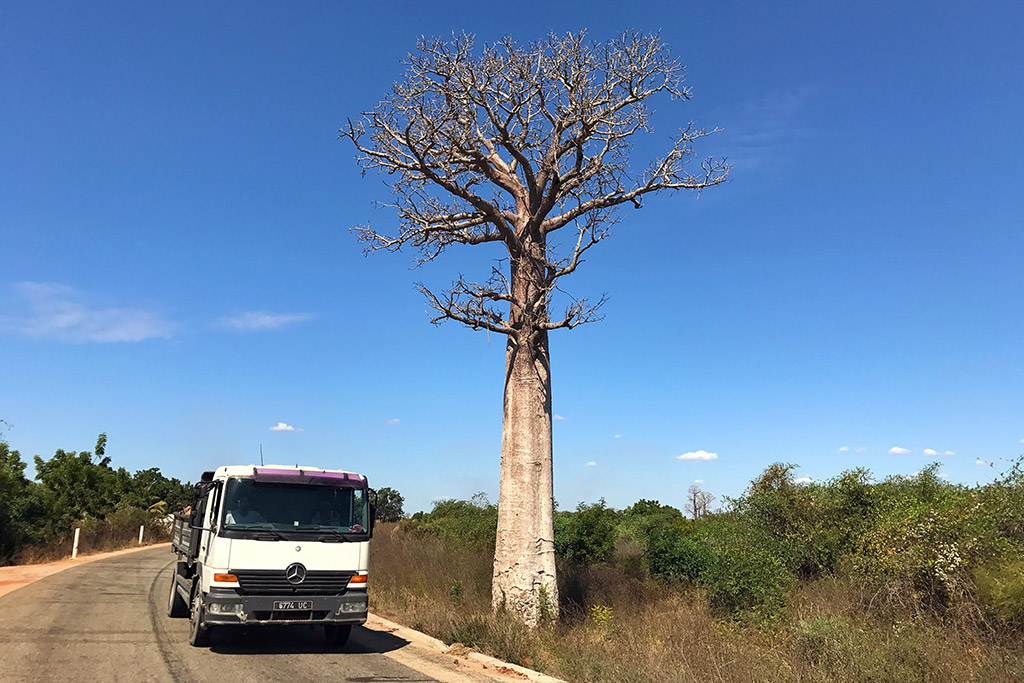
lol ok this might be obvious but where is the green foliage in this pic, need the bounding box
[847,464,1019,609]
[698,515,796,623]
[374,486,405,522]
[589,604,613,627]
[393,456,1024,630]
[0,433,191,564]
[617,498,684,548]
[794,616,857,666]
[973,558,1024,628]
[0,441,33,559]
[445,615,489,647]
[537,583,555,625]
[449,578,464,606]
[645,524,712,583]
[554,499,619,564]
[404,493,498,551]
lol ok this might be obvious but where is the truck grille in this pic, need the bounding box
[252,610,331,622]
[232,569,355,595]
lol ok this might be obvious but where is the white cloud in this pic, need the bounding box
[944,450,955,456]
[795,476,813,485]
[889,446,911,455]
[856,446,869,453]
[976,458,993,467]
[614,434,622,439]
[694,479,705,484]
[838,446,850,453]
[222,311,313,331]
[0,282,174,342]
[553,414,567,421]
[676,450,718,461]
[923,448,937,456]
[270,422,300,432]
[386,418,400,425]
[586,461,597,467]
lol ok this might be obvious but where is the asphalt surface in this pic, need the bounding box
[0,545,495,683]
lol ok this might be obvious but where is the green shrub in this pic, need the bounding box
[974,559,1024,629]
[850,465,1016,610]
[445,615,488,646]
[403,494,497,551]
[645,525,712,583]
[554,499,619,565]
[794,615,855,663]
[699,517,796,623]
[617,499,685,549]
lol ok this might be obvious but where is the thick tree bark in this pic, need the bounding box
[492,325,557,625]
[492,241,558,625]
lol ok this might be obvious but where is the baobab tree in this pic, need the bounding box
[687,483,715,519]
[340,31,728,625]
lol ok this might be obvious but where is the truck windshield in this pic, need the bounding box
[221,478,368,533]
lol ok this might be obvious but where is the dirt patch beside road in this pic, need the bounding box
[0,542,171,598]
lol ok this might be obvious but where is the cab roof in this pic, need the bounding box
[206,464,367,486]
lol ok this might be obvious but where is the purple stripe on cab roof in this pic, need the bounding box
[252,467,366,486]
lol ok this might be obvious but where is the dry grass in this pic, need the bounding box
[12,515,171,565]
[370,523,1024,683]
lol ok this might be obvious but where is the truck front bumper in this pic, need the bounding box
[203,588,368,626]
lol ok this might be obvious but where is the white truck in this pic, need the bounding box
[168,465,373,647]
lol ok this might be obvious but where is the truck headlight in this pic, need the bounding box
[337,601,367,613]
[208,603,243,615]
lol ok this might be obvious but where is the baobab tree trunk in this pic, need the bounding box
[493,326,557,625]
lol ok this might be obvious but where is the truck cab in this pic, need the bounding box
[168,465,372,648]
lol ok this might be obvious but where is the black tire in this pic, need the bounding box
[324,624,352,648]
[188,582,212,647]
[167,569,188,618]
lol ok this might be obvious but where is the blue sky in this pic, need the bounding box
[2,1,1022,514]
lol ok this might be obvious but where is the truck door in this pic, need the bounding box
[189,481,219,562]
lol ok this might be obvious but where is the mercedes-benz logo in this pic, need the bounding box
[285,562,307,585]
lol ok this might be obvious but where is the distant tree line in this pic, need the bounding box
[0,433,192,564]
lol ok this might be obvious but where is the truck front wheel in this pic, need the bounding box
[188,583,212,647]
[324,624,352,648]
[167,569,188,618]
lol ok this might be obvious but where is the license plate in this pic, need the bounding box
[273,600,313,610]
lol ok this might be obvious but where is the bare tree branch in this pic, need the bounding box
[340,30,729,337]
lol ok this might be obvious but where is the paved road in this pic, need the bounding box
[0,546,494,683]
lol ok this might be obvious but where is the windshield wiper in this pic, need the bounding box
[232,524,285,540]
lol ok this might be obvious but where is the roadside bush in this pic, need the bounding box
[849,465,1021,612]
[700,516,796,623]
[645,525,712,583]
[794,615,856,665]
[974,558,1024,629]
[555,499,618,565]
[730,463,838,578]
[617,499,684,549]
[403,494,497,551]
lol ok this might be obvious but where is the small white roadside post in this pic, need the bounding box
[72,527,81,559]
[138,524,145,545]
